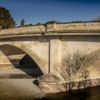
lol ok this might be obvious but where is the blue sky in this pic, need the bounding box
[0,0,100,25]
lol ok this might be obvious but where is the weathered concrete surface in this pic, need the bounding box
[0,22,100,38]
[0,51,14,69]
[0,25,45,35]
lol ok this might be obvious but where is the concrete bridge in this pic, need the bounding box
[0,22,100,94]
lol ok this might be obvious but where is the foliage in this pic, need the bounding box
[0,7,16,29]
[36,22,43,25]
[45,20,59,24]
[20,19,25,26]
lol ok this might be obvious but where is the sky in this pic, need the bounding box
[0,0,100,25]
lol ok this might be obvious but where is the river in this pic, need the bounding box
[41,86,100,100]
[0,79,100,100]
[0,68,100,100]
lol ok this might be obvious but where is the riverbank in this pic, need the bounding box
[0,79,44,100]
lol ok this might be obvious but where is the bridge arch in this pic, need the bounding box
[0,44,43,77]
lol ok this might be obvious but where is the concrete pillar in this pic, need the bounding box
[0,51,14,69]
[38,38,63,94]
[49,38,62,76]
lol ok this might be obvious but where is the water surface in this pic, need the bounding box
[41,86,100,100]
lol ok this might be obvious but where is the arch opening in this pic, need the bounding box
[0,44,43,78]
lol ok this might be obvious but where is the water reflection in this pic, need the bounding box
[40,86,100,100]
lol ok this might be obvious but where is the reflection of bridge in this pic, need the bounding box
[0,22,100,93]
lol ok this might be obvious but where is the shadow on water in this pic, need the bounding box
[38,86,100,100]
[38,91,89,100]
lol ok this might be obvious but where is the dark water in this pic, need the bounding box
[40,86,100,100]
[0,86,100,100]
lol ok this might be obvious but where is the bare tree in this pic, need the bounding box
[61,51,91,91]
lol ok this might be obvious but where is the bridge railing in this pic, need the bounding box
[0,22,100,37]
[0,25,45,36]
[46,22,100,33]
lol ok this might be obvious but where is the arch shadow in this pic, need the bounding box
[0,44,43,78]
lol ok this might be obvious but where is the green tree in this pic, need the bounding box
[0,7,16,29]
[46,20,59,24]
[20,19,25,26]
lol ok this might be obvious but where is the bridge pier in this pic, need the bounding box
[37,38,65,94]
[49,38,62,76]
